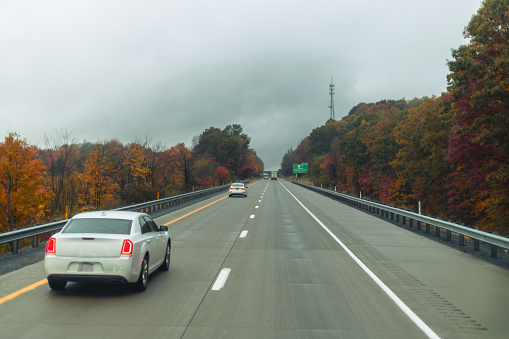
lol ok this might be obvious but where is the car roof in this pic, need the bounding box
[71,210,147,221]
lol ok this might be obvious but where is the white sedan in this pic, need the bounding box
[229,183,247,197]
[44,210,171,292]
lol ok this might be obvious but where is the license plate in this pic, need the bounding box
[78,262,94,272]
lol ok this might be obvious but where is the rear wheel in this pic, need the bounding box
[159,242,171,271]
[134,255,149,291]
[48,280,66,290]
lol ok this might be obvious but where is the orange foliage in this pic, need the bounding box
[0,133,54,232]
[78,146,118,211]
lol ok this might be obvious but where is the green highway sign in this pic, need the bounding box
[293,163,308,174]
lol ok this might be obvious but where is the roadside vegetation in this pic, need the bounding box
[281,0,509,235]
[0,124,263,254]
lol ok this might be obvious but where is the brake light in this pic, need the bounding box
[121,239,133,255]
[46,238,56,253]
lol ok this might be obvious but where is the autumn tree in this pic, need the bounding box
[78,145,117,211]
[41,130,80,218]
[238,149,263,179]
[391,97,454,215]
[193,154,219,188]
[446,0,509,233]
[116,142,151,203]
[0,133,54,232]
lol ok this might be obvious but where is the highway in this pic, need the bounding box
[1,180,509,338]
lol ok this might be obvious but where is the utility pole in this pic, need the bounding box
[329,76,335,120]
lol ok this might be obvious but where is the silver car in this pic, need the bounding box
[229,183,247,197]
[45,211,171,291]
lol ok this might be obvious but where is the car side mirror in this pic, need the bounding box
[159,226,168,232]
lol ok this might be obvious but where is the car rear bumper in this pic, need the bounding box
[45,255,140,283]
[47,274,128,284]
[229,192,247,196]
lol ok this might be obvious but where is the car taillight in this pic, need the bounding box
[46,238,56,253]
[121,239,133,256]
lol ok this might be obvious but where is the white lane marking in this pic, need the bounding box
[212,268,231,291]
[280,184,440,339]
[250,215,255,219]
[255,206,259,208]
[240,230,248,238]
[258,200,262,202]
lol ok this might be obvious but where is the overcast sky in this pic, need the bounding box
[1,0,482,170]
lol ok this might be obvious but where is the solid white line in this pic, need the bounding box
[212,268,231,291]
[240,230,248,238]
[280,183,440,339]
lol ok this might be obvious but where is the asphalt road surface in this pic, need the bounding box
[1,180,508,338]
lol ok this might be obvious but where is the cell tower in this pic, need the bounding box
[329,77,335,120]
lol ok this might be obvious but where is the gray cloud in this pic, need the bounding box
[1,0,482,170]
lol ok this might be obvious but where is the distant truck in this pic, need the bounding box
[264,173,269,179]
[271,171,278,180]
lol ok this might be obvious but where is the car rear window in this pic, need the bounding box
[62,218,132,235]
[231,184,243,188]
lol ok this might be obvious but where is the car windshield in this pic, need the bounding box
[62,218,132,235]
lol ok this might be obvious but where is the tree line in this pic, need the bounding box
[0,124,263,239]
[281,0,509,235]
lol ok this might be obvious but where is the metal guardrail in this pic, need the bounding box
[293,181,509,258]
[0,182,243,254]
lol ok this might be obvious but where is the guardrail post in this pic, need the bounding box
[402,216,406,225]
[32,235,38,248]
[396,214,400,222]
[474,227,480,251]
[435,226,441,238]
[11,240,18,254]
[426,223,430,233]
[491,245,498,258]
[459,234,465,246]
[446,230,451,241]
[474,239,480,251]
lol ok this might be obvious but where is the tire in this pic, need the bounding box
[48,280,66,290]
[159,242,171,271]
[134,255,149,292]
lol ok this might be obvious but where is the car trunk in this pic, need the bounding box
[55,234,126,258]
